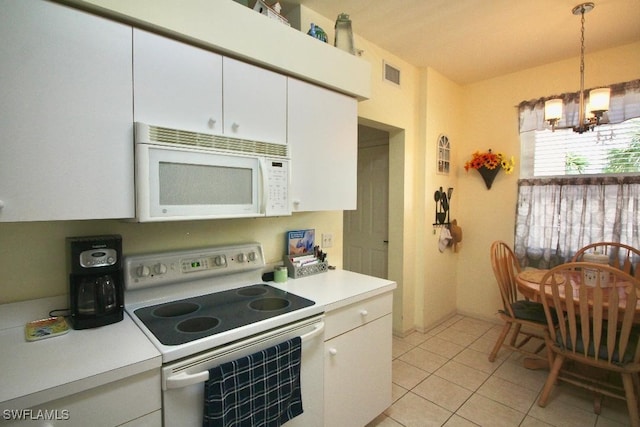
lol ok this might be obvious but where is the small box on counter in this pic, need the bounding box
[284,253,328,279]
[286,229,315,255]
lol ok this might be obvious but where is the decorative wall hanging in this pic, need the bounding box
[437,134,450,175]
[433,186,453,226]
[464,149,515,189]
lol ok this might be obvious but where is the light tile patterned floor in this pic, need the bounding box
[367,315,633,427]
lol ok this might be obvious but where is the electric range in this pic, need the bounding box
[123,243,323,363]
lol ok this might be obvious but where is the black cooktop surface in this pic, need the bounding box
[133,284,315,346]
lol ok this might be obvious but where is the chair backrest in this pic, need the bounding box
[572,242,640,278]
[539,262,640,367]
[490,241,522,317]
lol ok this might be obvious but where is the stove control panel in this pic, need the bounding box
[123,243,265,291]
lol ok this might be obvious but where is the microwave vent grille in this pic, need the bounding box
[148,125,288,157]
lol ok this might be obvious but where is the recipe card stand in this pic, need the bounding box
[283,253,328,279]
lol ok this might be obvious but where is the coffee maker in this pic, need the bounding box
[67,235,124,329]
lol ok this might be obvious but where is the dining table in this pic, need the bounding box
[516,268,640,321]
[515,268,640,369]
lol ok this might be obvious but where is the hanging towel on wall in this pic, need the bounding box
[203,337,303,427]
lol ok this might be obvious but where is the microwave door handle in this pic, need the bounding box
[258,158,267,215]
[165,370,210,390]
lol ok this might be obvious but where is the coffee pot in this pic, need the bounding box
[67,235,124,329]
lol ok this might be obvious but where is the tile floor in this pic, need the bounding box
[366,314,633,427]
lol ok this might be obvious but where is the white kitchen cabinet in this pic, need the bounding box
[0,0,134,222]
[287,78,358,211]
[133,29,224,134]
[133,33,286,145]
[222,57,287,145]
[4,370,161,427]
[324,292,393,427]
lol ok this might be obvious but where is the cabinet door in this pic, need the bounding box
[0,0,134,222]
[133,29,223,134]
[324,314,392,427]
[223,57,287,144]
[288,79,357,211]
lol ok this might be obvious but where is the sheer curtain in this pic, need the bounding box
[514,176,640,268]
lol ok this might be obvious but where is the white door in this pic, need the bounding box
[343,127,389,278]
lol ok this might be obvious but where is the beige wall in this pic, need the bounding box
[0,212,342,303]
[455,41,640,322]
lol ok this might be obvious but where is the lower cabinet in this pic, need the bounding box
[5,370,160,427]
[324,293,393,427]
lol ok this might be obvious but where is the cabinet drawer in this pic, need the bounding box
[324,292,392,340]
[5,370,160,427]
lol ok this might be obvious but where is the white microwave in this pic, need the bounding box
[134,122,291,222]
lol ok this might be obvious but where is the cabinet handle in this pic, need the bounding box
[329,348,338,356]
[232,122,239,132]
[0,200,4,210]
[208,118,216,128]
[360,309,368,317]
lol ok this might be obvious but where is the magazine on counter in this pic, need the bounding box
[286,229,315,255]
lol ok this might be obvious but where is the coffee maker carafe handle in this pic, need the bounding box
[97,275,117,312]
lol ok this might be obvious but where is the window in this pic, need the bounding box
[514,80,640,268]
[520,118,640,178]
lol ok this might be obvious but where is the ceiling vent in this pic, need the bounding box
[383,61,401,87]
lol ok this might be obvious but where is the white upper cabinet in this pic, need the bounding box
[0,0,134,222]
[288,78,358,211]
[133,29,223,134]
[223,57,287,145]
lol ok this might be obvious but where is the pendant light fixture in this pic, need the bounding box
[544,2,610,133]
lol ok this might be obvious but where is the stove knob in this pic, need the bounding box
[214,255,226,266]
[136,265,151,277]
[154,263,167,275]
[237,253,245,263]
[247,251,257,262]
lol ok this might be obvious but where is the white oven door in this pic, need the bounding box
[162,316,324,427]
[136,143,262,221]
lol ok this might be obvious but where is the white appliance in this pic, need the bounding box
[124,243,324,426]
[134,122,291,222]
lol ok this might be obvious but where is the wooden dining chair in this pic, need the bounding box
[573,242,640,278]
[488,241,552,365]
[537,262,640,426]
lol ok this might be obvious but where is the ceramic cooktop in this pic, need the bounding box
[133,283,315,346]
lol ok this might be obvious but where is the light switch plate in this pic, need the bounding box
[322,232,333,248]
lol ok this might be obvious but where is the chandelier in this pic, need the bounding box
[544,2,610,133]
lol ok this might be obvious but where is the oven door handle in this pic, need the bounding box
[165,370,210,390]
[165,322,325,390]
[300,321,325,342]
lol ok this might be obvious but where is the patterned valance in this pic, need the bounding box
[518,79,640,133]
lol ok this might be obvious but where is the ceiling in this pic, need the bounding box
[278,0,640,85]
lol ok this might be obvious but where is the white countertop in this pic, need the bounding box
[0,295,161,411]
[0,269,395,411]
[271,269,397,312]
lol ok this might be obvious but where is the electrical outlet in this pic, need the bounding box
[322,232,334,248]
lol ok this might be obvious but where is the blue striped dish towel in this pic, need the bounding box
[203,337,303,427]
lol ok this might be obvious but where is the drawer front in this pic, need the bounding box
[324,292,392,340]
[4,370,160,427]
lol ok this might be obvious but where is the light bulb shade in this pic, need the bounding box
[589,87,610,112]
[585,102,595,118]
[544,99,563,121]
